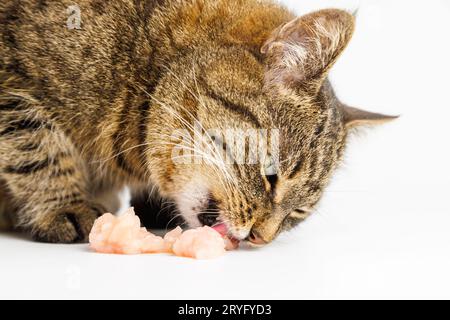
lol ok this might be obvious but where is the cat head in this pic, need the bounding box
[148,9,396,244]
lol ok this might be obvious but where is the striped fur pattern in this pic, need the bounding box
[0,0,393,243]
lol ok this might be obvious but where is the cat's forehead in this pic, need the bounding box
[202,48,265,90]
[276,91,344,171]
[200,48,344,138]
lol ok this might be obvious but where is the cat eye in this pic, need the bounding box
[290,209,309,220]
[262,155,278,193]
[265,173,278,192]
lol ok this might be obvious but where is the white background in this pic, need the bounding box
[1,0,450,299]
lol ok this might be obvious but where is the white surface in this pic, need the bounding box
[1,0,450,299]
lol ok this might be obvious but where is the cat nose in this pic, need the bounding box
[246,229,267,246]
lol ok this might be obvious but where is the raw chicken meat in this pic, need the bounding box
[172,226,226,259]
[89,210,166,255]
[89,208,238,259]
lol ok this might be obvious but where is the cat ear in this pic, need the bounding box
[340,105,399,128]
[261,9,355,94]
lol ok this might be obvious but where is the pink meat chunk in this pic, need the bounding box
[89,208,238,259]
[172,226,226,259]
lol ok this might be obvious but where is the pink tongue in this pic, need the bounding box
[212,223,240,250]
[211,223,228,236]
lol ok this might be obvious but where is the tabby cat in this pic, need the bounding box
[0,0,395,244]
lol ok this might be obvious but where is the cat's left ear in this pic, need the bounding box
[262,9,355,94]
[340,104,399,128]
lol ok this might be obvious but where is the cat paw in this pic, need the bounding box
[31,203,105,243]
